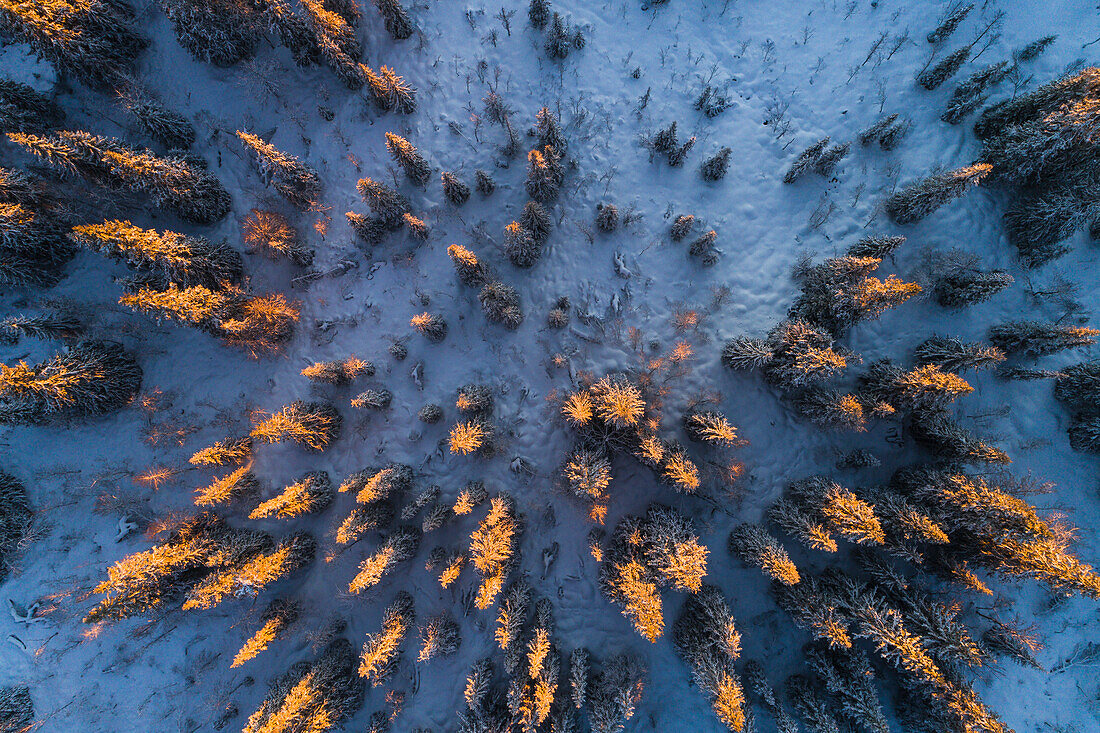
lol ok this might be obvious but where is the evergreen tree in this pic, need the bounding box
[0,0,147,88]
[988,321,1099,355]
[346,211,387,246]
[927,4,973,44]
[237,131,321,210]
[544,12,571,60]
[356,176,410,226]
[232,598,299,668]
[385,132,431,185]
[117,83,194,149]
[441,171,470,205]
[701,147,732,181]
[587,654,646,733]
[729,523,800,585]
[0,200,75,286]
[790,255,920,335]
[302,356,373,384]
[884,164,992,224]
[536,106,567,152]
[349,526,420,593]
[0,686,34,732]
[0,312,81,344]
[846,234,905,259]
[244,638,363,732]
[528,0,550,29]
[475,169,495,196]
[418,611,461,661]
[8,130,230,223]
[805,644,889,733]
[479,281,524,329]
[0,471,31,584]
[859,359,973,412]
[525,145,563,201]
[0,77,63,133]
[595,202,618,232]
[505,221,541,268]
[447,244,489,286]
[857,113,899,146]
[351,388,392,410]
[72,219,242,289]
[251,400,341,451]
[935,268,1014,307]
[259,0,321,67]
[794,389,867,431]
[914,336,1005,372]
[521,201,552,243]
[0,341,141,424]
[411,312,447,342]
[249,471,333,519]
[672,585,745,731]
[300,0,364,88]
[670,213,695,241]
[242,209,312,266]
[363,65,417,113]
[982,618,1043,669]
[742,662,799,733]
[402,212,429,240]
[159,0,260,67]
[910,407,1010,464]
[814,142,850,176]
[373,0,413,40]
[783,137,829,184]
[916,46,970,90]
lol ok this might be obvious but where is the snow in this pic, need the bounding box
[3,1,1100,731]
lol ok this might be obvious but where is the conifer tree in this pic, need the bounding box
[587,654,646,733]
[373,0,413,39]
[441,171,470,205]
[505,221,541,268]
[858,113,899,146]
[259,0,321,67]
[447,244,489,287]
[336,500,393,545]
[528,0,550,28]
[728,523,800,585]
[805,644,889,733]
[859,360,973,412]
[884,164,992,224]
[242,209,312,266]
[525,145,563,201]
[519,201,552,244]
[469,495,521,609]
[237,131,321,210]
[544,12,571,60]
[789,476,885,547]
[935,268,1014,307]
[159,0,260,66]
[193,464,259,507]
[914,336,1004,372]
[909,408,1010,464]
[0,341,141,424]
[927,3,972,44]
[0,312,81,344]
[72,220,243,289]
[595,202,618,232]
[0,200,75,286]
[815,142,850,176]
[846,234,906,259]
[670,213,695,241]
[784,675,839,733]
[791,256,920,335]
[479,281,524,329]
[0,471,31,583]
[116,84,194,149]
[385,132,430,185]
[672,585,745,731]
[0,0,147,88]
[300,0,364,88]
[183,531,315,610]
[418,611,461,661]
[794,389,867,431]
[0,77,63,132]
[351,388,392,410]
[249,471,333,519]
[916,46,970,90]
[251,400,341,451]
[988,321,1099,355]
[783,137,829,184]
[8,130,230,223]
[232,598,299,667]
[340,463,412,503]
[411,312,447,343]
[982,618,1043,669]
[360,591,415,684]
[701,147,732,181]
[349,526,420,593]
[475,169,495,196]
[742,662,799,733]
[0,685,34,732]
[244,638,363,733]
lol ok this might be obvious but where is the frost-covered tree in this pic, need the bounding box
[159,0,260,67]
[243,209,312,266]
[988,321,1098,355]
[525,145,563,201]
[117,84,194,149]
[0,0,147,88]
[909,408,1010,464]
[672,585,745,731]
[237,131,321,210]
[475,169,495,196]
[588,654,646,733]
[441,171,470,205]
[521,200,552,243]
[8,130,230,223]
[356,176,410,226]
[528,0,550,29]
[505,221,541,268]
[72,220,242,289]
[917,46,970,90]
[251,400,341,451]
[418,611,461,661]
[729,523,800,586]
[349,526,420,593]
[595,203,618,232]
[884,164,991,224]
[447,244,489,286]
[0,77,63,133]
[411,312,447,343]
[790,256,920,335]
[783,137,829,184]
[859,359,973,413]
[249,471,333,519]
[373,0,413,39]
[0,341,141,424]
[927,4,973,44]
[0,200,74,286]
[914,336,1004,372]
[701,147,732,181]
[232,598,299,668]
[385,132,431,185]
[671,214,695,241]
[479,281,524,329]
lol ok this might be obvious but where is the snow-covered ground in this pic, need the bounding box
[3,1,1100,731]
